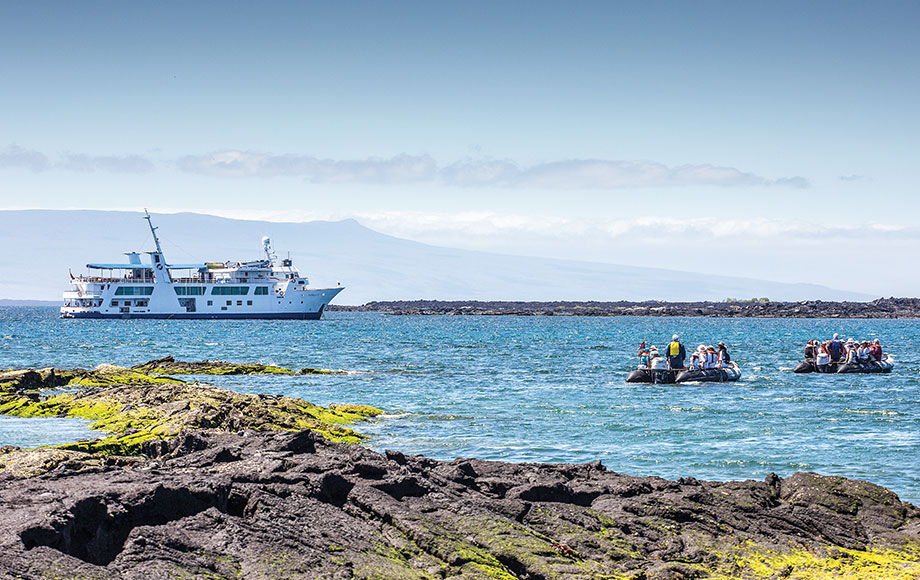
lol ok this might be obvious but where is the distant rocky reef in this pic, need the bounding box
[331,297,920,318]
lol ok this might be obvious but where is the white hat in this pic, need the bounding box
[698,345,706,351]
[672,334,679,340]
[650,345,658,351]
[833,333,839,339]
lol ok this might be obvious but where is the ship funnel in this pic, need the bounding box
[125,252,142,265]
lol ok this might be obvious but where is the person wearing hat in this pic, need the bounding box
[647,345,662,368]
[637,343,650,368]
[717,341,731,367]
[666,334,686,370]
[870,339,883,361]
[845,339,859,364]
[804,340,817,361]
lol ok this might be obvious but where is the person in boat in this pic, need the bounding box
[804,340,817,361]
[870,339,883,361]
[666,335,686,369]
[815,341,831,372]
[647,346,662,367]
[858,341,872,364]
[706,345,718,369]
[845,342,860,365]
[844,338,856,360]
[828,334,844,363]
[688,346,702,371]
[638,345,650,368]
[717,341,731,367]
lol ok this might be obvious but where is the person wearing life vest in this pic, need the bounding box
[845,341,859,364]
[667,334,686,369]
[647,346,662,368]
[688,348,701,371]
[815,341,831,372]
[804,340,817,361]
[870,339,883,361]
[828,333,844,362]
[705,345,718,369]
[638,342,650,368]
[717,341,731,367]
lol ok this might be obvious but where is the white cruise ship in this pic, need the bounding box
[61,211,344,319]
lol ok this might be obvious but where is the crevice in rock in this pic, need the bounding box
[20,485,234,566]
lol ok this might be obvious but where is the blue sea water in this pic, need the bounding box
[1,306,918,504]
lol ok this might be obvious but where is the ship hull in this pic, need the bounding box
[62,310,326,320]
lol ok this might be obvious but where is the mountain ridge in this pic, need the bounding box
[0,209,876,303]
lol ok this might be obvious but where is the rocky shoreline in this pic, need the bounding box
[330,297,920,318]
[1,360,918,578]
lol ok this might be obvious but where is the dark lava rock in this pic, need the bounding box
[0,430,917,579]
[330,297,920,319]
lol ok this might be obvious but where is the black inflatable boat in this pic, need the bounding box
[793,356,893,374]
[674,362,741,383]
[625,367,678,384]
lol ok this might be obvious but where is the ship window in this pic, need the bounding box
[226,300,232,306]
[114,286,154,296]
[111,300,118,307]
[236,300,242,306]
[221,306,227,310]
[247,300,252,306]
[211,286,250,295]
[207,300,213,306]
[175,287,205,296]
[255,287,268,295]
[297,280,305,284]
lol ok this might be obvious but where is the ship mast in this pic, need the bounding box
[143,209,172,284]
[144,209,165,255]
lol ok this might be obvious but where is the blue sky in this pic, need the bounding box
[1,1,918,296]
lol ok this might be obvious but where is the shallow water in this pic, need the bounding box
[2,307,918,503]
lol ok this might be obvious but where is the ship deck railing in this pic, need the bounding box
[72,276,277,284]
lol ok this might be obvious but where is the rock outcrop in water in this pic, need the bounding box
[130,356,344,376]
[332,297,920,318]
[0,364,918,578]
[0,365,381,474]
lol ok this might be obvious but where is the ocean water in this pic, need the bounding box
[1,306,918,504]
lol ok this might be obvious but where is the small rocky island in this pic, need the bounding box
[1,360,918,579]
[330,297,920,318]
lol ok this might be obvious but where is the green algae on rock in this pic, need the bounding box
[132,355,298,375]
[1,382,381,460]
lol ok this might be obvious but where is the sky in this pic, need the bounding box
[1,1,918,297]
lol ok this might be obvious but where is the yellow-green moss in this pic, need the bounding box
[329,403,385,417]
[708,542,920,579]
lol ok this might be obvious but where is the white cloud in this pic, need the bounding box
[177,151,438,183]
[0,145,50,172]
[60,153,155,173]
[0,145,153,173]
[175,149,807,189]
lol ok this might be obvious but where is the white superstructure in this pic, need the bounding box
[61,211,344,319]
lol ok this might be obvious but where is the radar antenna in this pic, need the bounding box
[262,236,278,265]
